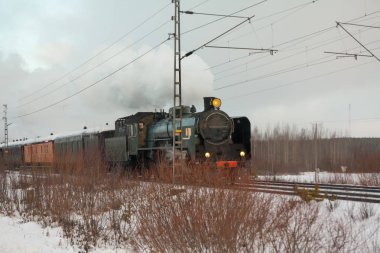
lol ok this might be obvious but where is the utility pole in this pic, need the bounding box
[349,104,351,137]
[2,104,8,147]
[170,1,269,185]
[313,122,318,170]
[313,122,319,183]
[172,0,183,184]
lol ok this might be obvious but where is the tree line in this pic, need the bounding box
[252,125,380,174]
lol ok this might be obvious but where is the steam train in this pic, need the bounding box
[0,97,251,170]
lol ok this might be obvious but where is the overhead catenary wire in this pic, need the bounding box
[213,34,380,81]
[219,5,380,47]
[204,45,277,52]
[223,59,376,100]
[15,20,170,109]
[214,0,320,45]
[188,0,212,11]
[211,18,380,77]
[181,15,255,60]
[214,56,337,90]
[214,41,380,90]
[337,22,380,62]
[180,11,249,19]
[12,38,170,119]
[18,2,171,102]
[207,10,380,71]
[339,22,380,29]
[181,0,268,35]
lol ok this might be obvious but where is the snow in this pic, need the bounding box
[259,171,378,184]
[0,215,130,253]
[0,215,74,253]
[0,170,379,252]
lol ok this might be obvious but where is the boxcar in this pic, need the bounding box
[24,141,54,165]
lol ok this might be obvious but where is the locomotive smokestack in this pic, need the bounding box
[203,97,216,111]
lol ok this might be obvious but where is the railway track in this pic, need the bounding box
[7,168,380,203]
[234,179,380,203]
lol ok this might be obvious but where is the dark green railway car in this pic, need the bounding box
[1,144,24,168]
[54,129,114,168]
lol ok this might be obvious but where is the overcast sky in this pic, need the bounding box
[0,0,379,141]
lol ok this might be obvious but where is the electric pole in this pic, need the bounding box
[313,122,319,183]
[2,104,8,147]
[313,122,318,170]
[172,0,183,184]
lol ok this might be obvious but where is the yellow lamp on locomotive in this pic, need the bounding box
[205,152,211,158]
[240,151,246,157]
[212,98,222,108]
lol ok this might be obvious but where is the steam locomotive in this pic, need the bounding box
[0,97,251,170]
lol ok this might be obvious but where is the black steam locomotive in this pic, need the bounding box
[0,97,251,170]
[105,97,251,168]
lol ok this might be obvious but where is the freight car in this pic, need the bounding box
[0,128,114,169]
[0,97,251,170]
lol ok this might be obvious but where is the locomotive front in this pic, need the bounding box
[146,97,251,168]
[196,97,250,168]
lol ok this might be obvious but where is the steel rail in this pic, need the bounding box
[233,180,380,203]
[253,179,380,192]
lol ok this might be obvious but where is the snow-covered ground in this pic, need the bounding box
[0,215,127,253]
[259,171,380,185]
[1,170,379,252]
[1,200,379,252]
[0,215,75,253]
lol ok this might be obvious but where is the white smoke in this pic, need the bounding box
[79,44,214,112]
[0,44,214,140]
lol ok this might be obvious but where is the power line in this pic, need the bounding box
[212,20,380,77]
[214,41,380,88]
[205,54,254,70]
[214,35,380,81]
[18,2,171,102]
[182,0,268,35]
[181,15,255,59]
[15,21,170,109]
[324,51,373,59]
[188,0,212,11]
[214,0,320,45]
[223,59,375,100]
[12,38,170,119]
[215,56,337,90]
[205,45,277,53]
[219,8,380,47]
[210,10,380,69]
[339,22,380,29]
[181,11,249,19]
[337,22,380,62]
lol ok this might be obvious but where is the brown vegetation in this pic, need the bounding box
[0,158,379,252]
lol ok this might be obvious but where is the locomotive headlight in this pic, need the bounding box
[240,151,246,157]
[212,98,222,108]
[205,152,211,158]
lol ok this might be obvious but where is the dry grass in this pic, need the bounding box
[0,159,379,252]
